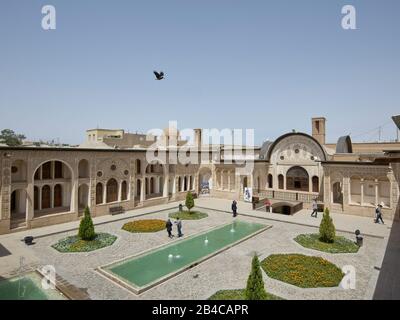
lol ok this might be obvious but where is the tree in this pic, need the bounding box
[0,129,26,146]
[78,207,96,241]
[185,192,194,213]
[319,208,336,243]
[245,254,267,300]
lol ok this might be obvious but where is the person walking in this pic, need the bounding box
[311,199,318,218]
[166,219,173,238]
[175,217,183,237]
[231,200,238,217]
[375,204,385,224]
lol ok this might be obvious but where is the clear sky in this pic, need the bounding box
[0,0,399,145]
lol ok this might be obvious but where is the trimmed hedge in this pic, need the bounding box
[78,207,96,241]
[319,208,336,243]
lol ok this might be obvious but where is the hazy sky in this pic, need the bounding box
[0,0,399,145]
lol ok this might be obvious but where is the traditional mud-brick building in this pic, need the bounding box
[0,117,399,234]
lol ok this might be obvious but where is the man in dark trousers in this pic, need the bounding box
[375,204,385,224]
[311,199,318,218]
[166,219,173,238]
[175,218,183,237]
[232,200,238,217]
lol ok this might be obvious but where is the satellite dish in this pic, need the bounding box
[392,115,400,130]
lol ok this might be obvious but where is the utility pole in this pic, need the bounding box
[378,126,382,142]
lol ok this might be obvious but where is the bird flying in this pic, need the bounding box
[153,71,165,80]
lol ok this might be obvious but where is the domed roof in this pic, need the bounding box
[336,136,353,153]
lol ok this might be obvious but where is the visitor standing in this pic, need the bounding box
[166,219,173,238]
[311,199,318,218]
[265,198,272,213]
[232,200,238,217]
[375,205,385,224]
[175,218,183,237]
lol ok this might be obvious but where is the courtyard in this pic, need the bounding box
[0,198,391,300]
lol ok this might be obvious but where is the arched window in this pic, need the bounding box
[332,182,343,204]
[278,175,284,190]
[184,176,188,191]
[150,177,155,194]
[286,167,309,191]
[312,176,319,193]
[136,179,141,197]
[42,162,51,180]
[54,161,63,179]
[42,185,51,209]
[136,159,141,174]
[78,159,90,178]
[78,184,89,209]
[106,179,118,203]
[178,177,182,192]
[243,177,248,189]
[34,186,39,210]
[121,181,128,201]
[54,184,62,207]
[267,174,273,189]
[96,183,103,204]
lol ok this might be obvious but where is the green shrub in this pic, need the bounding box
[208,289,283,300]
[78,207,96,241]
[319,208,335,243]
[245,254,267,300]
[185,192,195,212]
[168,211,208,220]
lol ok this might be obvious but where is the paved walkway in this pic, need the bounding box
[195,198,392,238]
[373,219,400,300]
[0,196,394,299]
[0,203,178,276]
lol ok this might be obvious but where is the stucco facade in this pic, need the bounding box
[0,117,399,234]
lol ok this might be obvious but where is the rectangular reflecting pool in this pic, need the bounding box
[99,220,270,294]
[0,272,66,300]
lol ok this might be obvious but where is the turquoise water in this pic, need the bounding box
[107,220,266,288]
[0,273,65,300]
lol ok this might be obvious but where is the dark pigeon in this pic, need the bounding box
[153,71,165,80]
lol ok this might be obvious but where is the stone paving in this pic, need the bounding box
[0,198,392,300]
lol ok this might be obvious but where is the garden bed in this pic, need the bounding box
[261,254,344,288]
[122,219,166,233]
[52,233,117,253]
[168,211,208,220]
[208,289,283,300]
[294,234,359,254]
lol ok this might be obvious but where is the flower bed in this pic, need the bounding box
[122,219,166,233]
[52,233,117,253]
[169,211,208,220]
[294,234,360,254]
[208,289,283,300]
[261,254,344,288]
